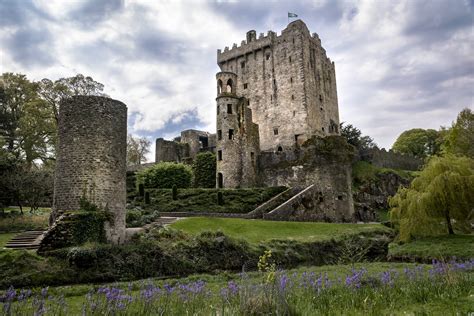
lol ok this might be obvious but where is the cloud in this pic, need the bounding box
[0,0,472,159]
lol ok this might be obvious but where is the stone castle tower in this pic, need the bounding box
[217,19,340,152]
[216,20,341,188]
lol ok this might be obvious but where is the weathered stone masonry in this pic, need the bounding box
[50,96,127,244]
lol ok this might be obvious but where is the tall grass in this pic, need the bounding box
[2,259,472,315]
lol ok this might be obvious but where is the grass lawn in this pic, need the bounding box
[0,233,16,248]
[170,217,392,244]
[389,234,474,260]
[0,208,50,233]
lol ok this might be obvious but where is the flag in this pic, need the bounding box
[288,12,298,18]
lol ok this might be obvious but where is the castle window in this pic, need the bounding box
[266,53,270,60]
[319,94,323,102]
[292,38,295,44]
[241,61,245,69]
[337,195,343,200]
[320,107,323,111]
[319,196,324,203]
[227,104,233,114]
[291,95,295,100]
[217,105,220,114]
[290,77,293,84]
[247,100,250,106]
[218,150,223,161]
[322,127,325,132]
[273,128,279,135]
[243,83,248,89]
[217,79,223,94]
[217,130,222,140]
[228,129,234,140]
[251,152,255,160]
[293,111,296,117]
[273,79,277,89]
[218,173,223,188]
[226,79,233,93]
[289,56,292,63]
[277,146,283,152]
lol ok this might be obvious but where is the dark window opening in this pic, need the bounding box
[293,111,296,117]
[228,129,234,140]
[273,128,279,135]
[319,94,323,102]
[218,173,223,188]
[217,130,222,140]
[250,152,255,161]
[320,107,323,111]
[319,196,324,203]
[266,53,270,60]
[199,136,208,148]
[217,105,220,114]
[243,83,248,89]
[291,95,295,100]
[322,127,325,132]
[217,79,223,94]
[337,195,343,200]
[273,79,277,88]
[292,38,295,44]
[290,77,293,84]
[218,150,223,161]
[226,79,233,93]
[241,61,245,68]
[227,104,232,114]
[277,146,283,152]
[289,56,292,62]
[247,100,250,106]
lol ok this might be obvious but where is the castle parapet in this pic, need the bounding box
[218,31,275,63]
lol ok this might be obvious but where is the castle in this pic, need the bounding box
[156,20,355,222]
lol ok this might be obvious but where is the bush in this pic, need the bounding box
[193,152,216,188]
[137,162,192,189]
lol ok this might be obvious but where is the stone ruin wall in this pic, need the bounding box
[217,20,339,152]
[257,136,355,222]
[155,130,216,163]
[51,96,127,244]
[360,148,423,171]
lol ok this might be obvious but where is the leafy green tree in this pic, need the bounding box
[443,108,473,158]
[137,162,193,189]
[39,74,108,124]
[193,152,216,188]
[340,122,377,151]
[127,134,151,166]
[392,128,441,158]
[389,155,474,242]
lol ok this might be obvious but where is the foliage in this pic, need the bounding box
[38,74,107,124]
[137,162,193,189]
[392,128,441,158]
[388,234,474,261]
[2,260,473,315]
[192,152,216,188]
[126,209,160,228]
[389,155,474,241]
[352,161,414,188]
[126,134,151,166]
[144,191,150,204]
[172,185,178,200]
[443,108,474,158]
[141,187,286,214]
[340,122,378,151]
[217,190,224,205]
[0,211,49,232]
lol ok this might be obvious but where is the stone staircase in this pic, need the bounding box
[4,231,45,250]
[246,187,304,219]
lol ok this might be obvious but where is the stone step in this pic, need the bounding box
[4,230,46,250]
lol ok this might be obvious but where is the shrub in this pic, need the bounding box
[172,185,178,200]
[193,152,216,188]
[137,162,192,189]
[217,191,224,205]
[144,191,150,204]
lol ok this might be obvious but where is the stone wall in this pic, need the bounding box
[51,96,127,244]
[258,136,355,222]
[217,19,339,152]
[155,138,189,163]
[155,130,216,163]
[360,148,423,171]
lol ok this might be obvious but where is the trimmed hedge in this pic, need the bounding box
[192,152,216,188]
[137,162,193,189]
[145,187,287,213]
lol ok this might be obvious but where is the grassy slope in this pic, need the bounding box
[170,217,391,244]
[0,233,16,248]
[389,234,474,260]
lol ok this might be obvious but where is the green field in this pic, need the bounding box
[170,217,391,244]
[389,234,474,260]
[0,233,15,248]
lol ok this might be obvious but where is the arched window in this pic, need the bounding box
[226,79,233,93]
[217,79,223,95]
[277,146,283,152]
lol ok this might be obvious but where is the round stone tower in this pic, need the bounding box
[52,95,127,244]
[216,72,259,188]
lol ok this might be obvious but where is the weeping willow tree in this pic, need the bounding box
[389,155,474,242]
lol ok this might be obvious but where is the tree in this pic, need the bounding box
[38,74,108,124]
[127,134,151,166]
[389,155,474,242]
[443,108,474,158]
[340,122,378,151]
[392,128,441,158]
[193,152,216,188]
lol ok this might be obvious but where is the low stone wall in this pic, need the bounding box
[360,148,423,171]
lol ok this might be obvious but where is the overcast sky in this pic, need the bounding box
[1,0,473,161]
